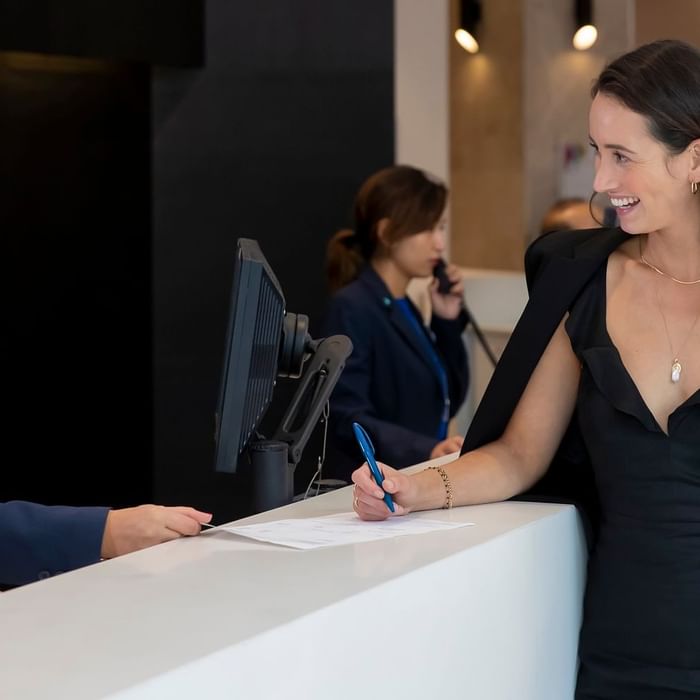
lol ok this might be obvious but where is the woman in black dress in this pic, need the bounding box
[351,40,700,699]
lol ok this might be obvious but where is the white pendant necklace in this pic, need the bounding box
[671,359,683,384]
[640,236,700,383]
[654,284,700,384]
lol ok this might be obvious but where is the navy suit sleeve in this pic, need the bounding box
[0,501,109,587]
[322,294,438,473]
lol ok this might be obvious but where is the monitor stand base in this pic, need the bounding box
[249,440,293,512]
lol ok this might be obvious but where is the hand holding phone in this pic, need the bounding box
[433,258,454,295]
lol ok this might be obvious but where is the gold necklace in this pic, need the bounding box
[653,283,700,383]
[639,235,700,285]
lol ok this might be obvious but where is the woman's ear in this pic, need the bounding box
[688,140,700,185]
[375,217,391,251]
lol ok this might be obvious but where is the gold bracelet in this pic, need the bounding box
[427,465,453,509]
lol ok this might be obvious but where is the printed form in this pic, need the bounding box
[220,512,474,549]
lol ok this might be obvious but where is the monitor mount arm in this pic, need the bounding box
[249,313,353,512]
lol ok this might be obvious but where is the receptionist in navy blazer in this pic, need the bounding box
[321,165,469,480]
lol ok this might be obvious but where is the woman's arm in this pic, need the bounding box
[353,317,581,519]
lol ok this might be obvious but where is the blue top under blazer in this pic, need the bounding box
[321,265,469,481]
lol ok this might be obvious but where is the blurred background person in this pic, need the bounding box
[539,196,604,236]
[321,165,469,482]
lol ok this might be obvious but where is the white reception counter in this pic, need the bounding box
[0,458,588,700]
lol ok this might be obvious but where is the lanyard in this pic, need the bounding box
[395,298,450,440]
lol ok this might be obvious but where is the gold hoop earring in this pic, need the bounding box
[692,181,698,195]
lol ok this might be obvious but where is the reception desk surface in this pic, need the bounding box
[0,459,587,700]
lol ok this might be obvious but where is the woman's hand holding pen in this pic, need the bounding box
[429,263,464,320]
[351,462,412,521]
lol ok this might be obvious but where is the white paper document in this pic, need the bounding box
[221,512,474,549]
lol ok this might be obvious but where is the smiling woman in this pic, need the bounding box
[350,40,700,700]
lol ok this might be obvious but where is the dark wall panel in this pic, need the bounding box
[0,0,204,66]
[153,0,394,521]
[1,52,151,507]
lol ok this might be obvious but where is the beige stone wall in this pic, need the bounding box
[450,0,525,271]
[449,0,633,271]
[523,0,632,245]
[636,0,700,46]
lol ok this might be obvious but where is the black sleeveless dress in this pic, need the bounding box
[565,262,700,699]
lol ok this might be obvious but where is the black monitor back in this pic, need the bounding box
[214,239,285,473]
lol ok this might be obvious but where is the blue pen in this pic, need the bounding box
[352,422,395,513]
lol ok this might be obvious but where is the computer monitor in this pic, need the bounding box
[214,238,285,474]
[214,238,352,510]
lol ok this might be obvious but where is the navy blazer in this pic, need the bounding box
[321,266,469,480]
[0,501,109,587]
[461,226,631,544]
